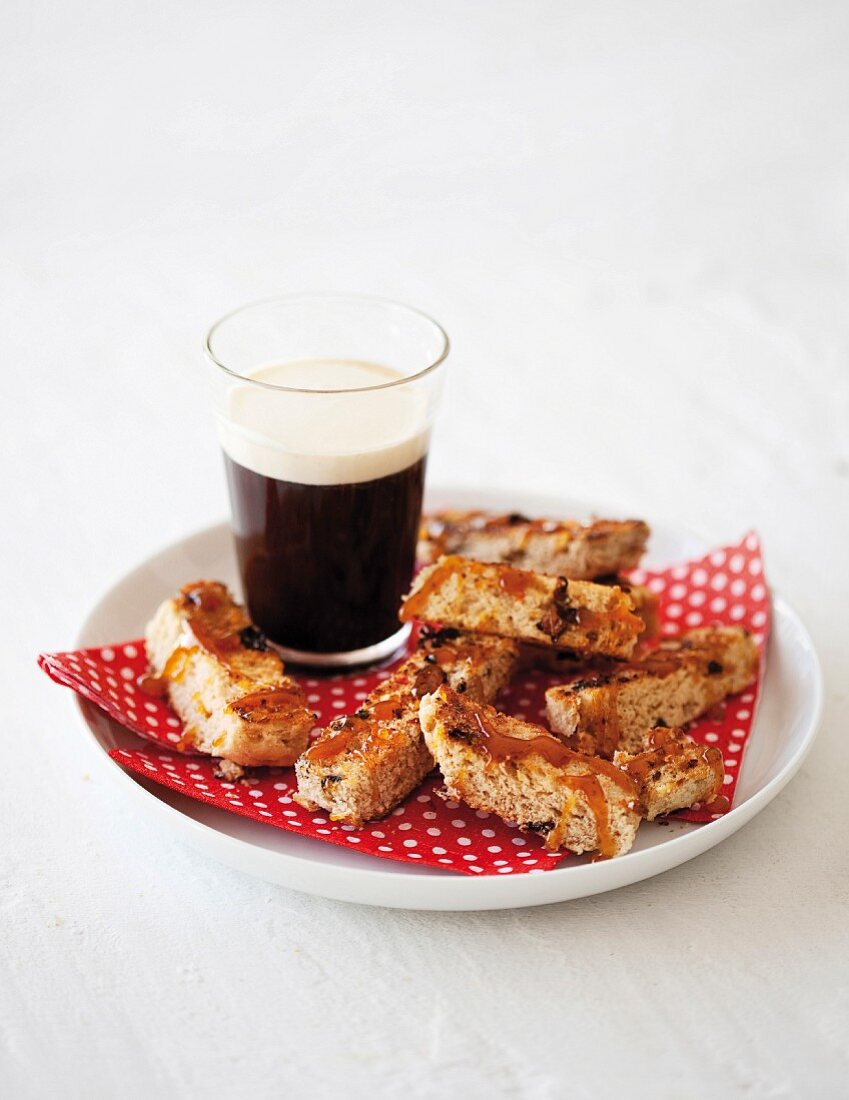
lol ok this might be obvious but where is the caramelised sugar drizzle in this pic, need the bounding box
[467,710,637,858]
[304,635,468,767]
[400,558,458,620]
[229,686,306,722]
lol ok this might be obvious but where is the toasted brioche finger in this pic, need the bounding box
[400,556,644,660]
[615,727,725,820]
[144,580,314,769]
[419,686,641,858]
[545,626,758,757]
[294,630,519,826]
[418,512,649,578]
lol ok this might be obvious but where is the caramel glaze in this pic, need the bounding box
[303,633,474,769]
[228,687,307,723]
[139,646,195,696]
[400,559,457,621]
[497,565,536,599]
[177,581,283,675]
[468,710,637,859]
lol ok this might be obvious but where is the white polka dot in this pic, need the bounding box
[123,644,138,658]
[497,867,514,874]
[145,716,158,727]
[398,822,412,832]
[402,839,417,848]
[378,845,393,852]
[670,583,687,600]
[451,819,466,828]
[666,603,683,619]
[462,854,477,862]
[307,693,320,703]
[723,774,733,785]
[725,758,737,767]
[710,550,726,567]
[120,667,135,680]
[748,559,762,576]
[511,837,527,846]
[745,534,759,551]
[648,577,666,594]
[751,584,766,601]
[704,732,719,743]
[710,596,727,613]
[346,836,361,844]
[407,853,422,859]
[729,605,745,621]
[468,866,483,874]
[710,573,728,591]
[457,837,471,847]
[493,859,507,866]
[166,733,180,743]
[671,565,688,580]
[729,554,745,574]
[427,827,441,836]
[685,611,703,627]
[730,578,746,597]
[331,700,346,709]
[423,811,437,820]
[691,568,708,586]
[432,847,446,855]
[371,830,385,838]
[737,709,751,720]
[688,590,706,607]
[482,829,496,838]
[475,809,490,819]
[487,845,502,853]
[752,610,767,628]
[728,742,741,752]
[101,647,115,661]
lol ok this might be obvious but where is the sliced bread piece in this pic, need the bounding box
[400,556,645,660]
[419,686,641,858]
[144,580,314,770]
[615,726,725,819]
[418,512,649,577]
[545,626,758,757]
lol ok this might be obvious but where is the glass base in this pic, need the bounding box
[269,622,411,669]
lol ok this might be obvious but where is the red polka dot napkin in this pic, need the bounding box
[39,533,769,876]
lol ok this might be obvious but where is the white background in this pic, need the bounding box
[3,1,847,1096]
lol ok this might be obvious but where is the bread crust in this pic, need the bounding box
[615,727,725,819]
[418,512,649,578]
[545,626,758,757]
[419,686,642,858]
[144,580,314,769]
[294,630,519,826]
[400,556,645,660]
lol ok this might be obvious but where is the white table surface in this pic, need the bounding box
[4,1,847,1096]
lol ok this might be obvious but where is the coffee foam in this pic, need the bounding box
[216,359,431,486]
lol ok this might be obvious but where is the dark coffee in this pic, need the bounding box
[224,453,426,654]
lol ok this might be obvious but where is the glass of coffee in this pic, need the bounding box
[204,294,449,667]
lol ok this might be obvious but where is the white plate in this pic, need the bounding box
[72,488,822,910]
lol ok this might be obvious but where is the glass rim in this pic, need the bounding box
[203,292,450,395]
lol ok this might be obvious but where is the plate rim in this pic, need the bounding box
[68,489,824,910]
